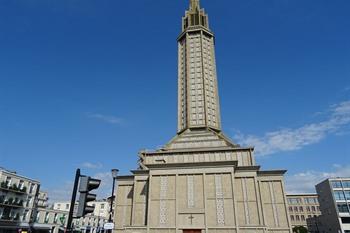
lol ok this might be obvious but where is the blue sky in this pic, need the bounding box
[0,0,349,201]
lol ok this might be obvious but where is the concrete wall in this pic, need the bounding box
[114,165,291,233]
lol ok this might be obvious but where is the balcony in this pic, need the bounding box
[0,182,27,194]
[0,197,24,208]
[0,213,21,222]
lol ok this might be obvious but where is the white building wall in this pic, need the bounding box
[0,169,40,228]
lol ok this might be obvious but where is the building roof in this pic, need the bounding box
[0,168,40,183]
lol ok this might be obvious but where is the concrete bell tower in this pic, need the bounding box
[177,0,221,133]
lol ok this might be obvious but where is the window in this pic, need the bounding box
[289,207,293,212]
[332,181,342,188]
[338,204,349,213]
[343,181,350,188]
[301,215,305,221]
[66,204,70,210]
[45,212,50,223]
[288,198,301,204]
[307,206,311,212]
[299,207,304,212]
[345,191,350,199]
[23,210,29,221]
[54,213,58,223]
[29,184,35,194]
[5,177,11,187]
[36,212,40,222]
[19,180,24,189]
[61,214,67,224]
[294,207,299,212]
[26,197,32,207]
[296,215,300,221]
[101,204,105,210]
[304,197,318,204]
[312,206,316,212]
[334,191,346,200]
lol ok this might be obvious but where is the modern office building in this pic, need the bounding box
[286,194,321,233]
[316,178,350,233]
[0,168,40,233]
[113,1,292,233]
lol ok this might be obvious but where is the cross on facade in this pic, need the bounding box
[188,214,195,225]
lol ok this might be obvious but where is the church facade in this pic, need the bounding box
[113,1,292,233]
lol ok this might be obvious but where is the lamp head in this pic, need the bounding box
[111,169,119,179]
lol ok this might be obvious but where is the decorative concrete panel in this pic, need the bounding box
[159,176,168,225]
[215,174,225,225]
[187,175,195,208]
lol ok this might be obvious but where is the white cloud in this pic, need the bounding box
[81,162,103,169]
[93,172,114,199]
[286,165,350,194]
[234,100,350,156]
[88,113,123,125]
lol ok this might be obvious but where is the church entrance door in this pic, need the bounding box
[183,230,201,233]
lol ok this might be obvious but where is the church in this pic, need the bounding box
[113,1,292,233]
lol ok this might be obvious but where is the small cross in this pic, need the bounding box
[188,214,195,225]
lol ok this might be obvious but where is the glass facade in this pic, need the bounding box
[343,181,350,188]
[345,191,350,199]
[332,181,343,188]
[334,191,346,200]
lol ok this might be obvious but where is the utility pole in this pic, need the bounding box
[108,169,119,233]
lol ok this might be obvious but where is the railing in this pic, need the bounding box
[0,198,24,208]
[0,182,27,194]
[0,215,21,222]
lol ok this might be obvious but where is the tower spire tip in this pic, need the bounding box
[190,0,200,11]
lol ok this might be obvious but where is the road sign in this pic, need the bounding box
[104,223,114,230]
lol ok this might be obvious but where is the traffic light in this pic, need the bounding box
[76,176,101,218]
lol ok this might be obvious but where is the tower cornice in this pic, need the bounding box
[177,26,214,42]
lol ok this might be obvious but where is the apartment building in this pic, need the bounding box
[0,168,110,233]
[53,200,110,219]
[316,178,350,233]
[0,168,40,233]
[37,191,49,209]
[286,194,322,233]
[51,200,110,233]
[33,207,108,233]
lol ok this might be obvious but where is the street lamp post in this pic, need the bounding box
[108,169,119,232]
